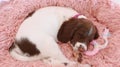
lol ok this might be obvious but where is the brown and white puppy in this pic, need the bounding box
[9,6,93,67]
[57,16,99,53]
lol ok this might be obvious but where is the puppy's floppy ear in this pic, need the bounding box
[57,18,80,43]
[94,26,99,39]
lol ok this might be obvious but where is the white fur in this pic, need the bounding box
[74,42,87,51]
[78,15,87,19]
[10,6,90,66]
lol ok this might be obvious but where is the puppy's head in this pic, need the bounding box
[57,18,99,51]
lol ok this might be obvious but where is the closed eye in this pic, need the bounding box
[78,33,86,38]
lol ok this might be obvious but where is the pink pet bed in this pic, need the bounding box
[0,0,120,67]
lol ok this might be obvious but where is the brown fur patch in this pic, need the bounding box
[15,38,40,56]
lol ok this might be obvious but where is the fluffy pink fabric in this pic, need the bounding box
[0,0,120,67]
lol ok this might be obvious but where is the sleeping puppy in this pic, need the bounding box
[9,6,92,66]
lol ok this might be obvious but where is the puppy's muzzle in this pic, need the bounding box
[73,42,87,51]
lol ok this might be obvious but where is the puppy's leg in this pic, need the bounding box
[43,57,67,66]
[41,36,76,66]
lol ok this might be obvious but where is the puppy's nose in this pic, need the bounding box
[78,45,86,52]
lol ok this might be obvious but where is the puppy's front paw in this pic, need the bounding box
[73,51,83,63]
[77,53,83,63]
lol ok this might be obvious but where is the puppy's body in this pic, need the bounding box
[9,6,98,67]
[9,6,79,64]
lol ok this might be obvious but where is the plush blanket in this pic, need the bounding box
[0,0,120,67]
